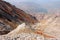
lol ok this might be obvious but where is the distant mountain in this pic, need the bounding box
[4,0,60,14]
[15,2,48,14]
[13,2,60,14]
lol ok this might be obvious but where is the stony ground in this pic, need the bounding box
[0,33,44,40]
[0,33,59,40]
[0,13,60,40]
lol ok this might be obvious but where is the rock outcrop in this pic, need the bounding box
[0,0,38,35]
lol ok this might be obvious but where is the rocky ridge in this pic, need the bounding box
[0,0,37,35]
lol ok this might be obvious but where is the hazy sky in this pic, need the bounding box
[4,0,60,3]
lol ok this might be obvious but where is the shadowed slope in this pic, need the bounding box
[0,0,38,35]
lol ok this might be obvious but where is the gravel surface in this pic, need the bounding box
[0,33,59,40]
[0,33,44,40]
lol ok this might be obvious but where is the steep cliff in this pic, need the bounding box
[0,0,38,35]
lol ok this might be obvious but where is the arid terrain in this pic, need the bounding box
[0,0,60,40]
[0,13,60,40]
